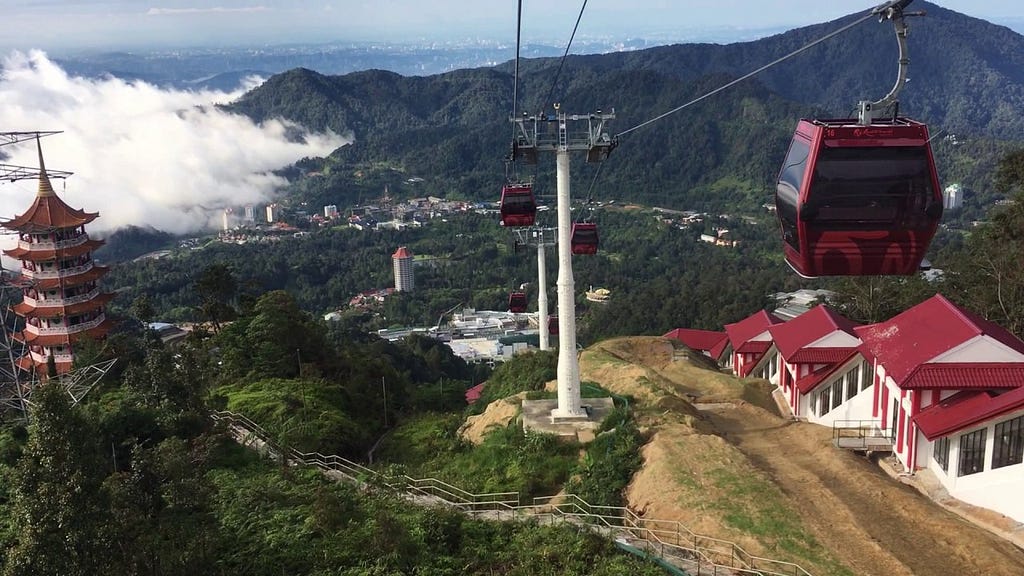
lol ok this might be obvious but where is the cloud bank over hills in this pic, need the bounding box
[0,50,348,235]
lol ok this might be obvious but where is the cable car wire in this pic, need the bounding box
[539,0,589,113]
[512,0,522,122]
[506,0,524,182]
[615,9,879,138]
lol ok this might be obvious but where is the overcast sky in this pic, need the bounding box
[0,1,1021,52]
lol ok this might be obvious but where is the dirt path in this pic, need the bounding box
[705,402,1024,576]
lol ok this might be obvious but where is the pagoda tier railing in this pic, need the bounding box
[21,262,94,280]
[24,314,105,337]
[16,234,89,252]
[25,351,74,365]
[21,287,101,309]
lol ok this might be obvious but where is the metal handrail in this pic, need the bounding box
[213,410,813,576]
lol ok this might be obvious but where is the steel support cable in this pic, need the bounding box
[616,10,877,138]
[540,0,589,112]
[575,161,604,224]
[512,0,523,125]
[507,0,524,181]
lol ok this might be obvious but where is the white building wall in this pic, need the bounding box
[922,410,1024,523]
[393,256,414,292]
[943,183,963,210]
[804,331,861,348]
[801,358,874,424]
[930,335,1024,363]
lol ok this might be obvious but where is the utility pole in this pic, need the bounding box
[514,226,556,351]
[512,105,616,420]
[381,376,388,428]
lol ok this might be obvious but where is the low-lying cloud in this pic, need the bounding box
[0,50,348,235]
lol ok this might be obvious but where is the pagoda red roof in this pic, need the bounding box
[914,387,1024,441]
[768,305,859,359]
[14,317,116,347]
[13,292,115,317]
[20,265,110,290]
[724,310,784,350]
[900,363,1024,390]
[393,246,412,259]
[855,294,1024,387]
[663,328,729,358]
[4,238,105,260]
[1,155,98,233]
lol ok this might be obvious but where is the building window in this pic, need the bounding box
[992,415,1024,470]
[846,366,859,401]
[831,380,843,410]
[860,360,872,391]
[933,436,950,472]
[819,387,831,416]
[958,428,987,477]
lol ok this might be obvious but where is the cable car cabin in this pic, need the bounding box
[499,184,537,227]
[548,315,559,336]
[508,291,527,314]
[775,118,943,277]
[571,223,599,255]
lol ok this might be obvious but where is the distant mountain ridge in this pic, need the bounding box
[227,1,1024,212]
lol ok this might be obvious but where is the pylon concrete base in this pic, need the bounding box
[520,397,615,443]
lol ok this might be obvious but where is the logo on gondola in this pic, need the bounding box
[853,128,895,138]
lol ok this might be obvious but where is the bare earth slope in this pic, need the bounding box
[580,336,1024,576]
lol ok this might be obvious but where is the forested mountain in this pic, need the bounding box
[226,1,1024,215]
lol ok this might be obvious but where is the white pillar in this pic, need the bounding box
[552,149,585,419]
[537,241,549,351]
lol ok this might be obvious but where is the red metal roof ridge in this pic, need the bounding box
[724,309,784,348]
[900,362,1024,390]
[793,350,860,394]
[914,386,1024,440]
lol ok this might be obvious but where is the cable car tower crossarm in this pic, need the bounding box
[512,105,616,420]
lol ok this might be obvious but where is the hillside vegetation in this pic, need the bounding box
[226,2,1024,218]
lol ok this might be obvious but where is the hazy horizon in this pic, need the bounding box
[1,1,1021,53]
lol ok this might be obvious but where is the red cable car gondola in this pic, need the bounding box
[508,291,527,314]
[775,118,942,277]
[774,0,942,277]
[548,315,559,336]
[499,183,537,227]
[571,222,598,255]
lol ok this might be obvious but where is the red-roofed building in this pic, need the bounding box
[2,142,115,376]
[667,294,1024,522]
[843,294,1024,522]
[663,328,729,363]
[723,310,784,377]
[392,246,414,292]
[465,382,485,404]
[748,306,866,421]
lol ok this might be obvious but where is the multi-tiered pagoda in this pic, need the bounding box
[2,142,114,375]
